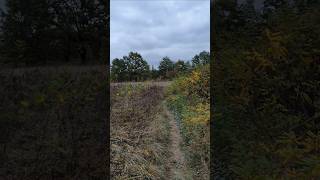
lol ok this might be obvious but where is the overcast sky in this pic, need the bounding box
[111,0,210,68]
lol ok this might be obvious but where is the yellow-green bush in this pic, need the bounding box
[166,64,210,178]
[167,64,209,101]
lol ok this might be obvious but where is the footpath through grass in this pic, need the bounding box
[110,83,171,179]
[166,65,210,179]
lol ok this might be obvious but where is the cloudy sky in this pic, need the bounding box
[111,0,210,68]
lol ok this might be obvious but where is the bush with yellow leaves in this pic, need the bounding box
[166,64,210,179]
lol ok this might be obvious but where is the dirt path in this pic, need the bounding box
[164,105,189,180]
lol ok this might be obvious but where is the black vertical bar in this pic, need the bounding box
[105,0,110,178]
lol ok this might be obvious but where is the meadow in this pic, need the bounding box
[110,83,171,179]
[111,64,210,179]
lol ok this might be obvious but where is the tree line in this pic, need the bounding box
[0,0,108,67]
[110,51,210,82]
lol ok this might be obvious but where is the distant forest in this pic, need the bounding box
[0,0,108,67]
[110,51,210,82]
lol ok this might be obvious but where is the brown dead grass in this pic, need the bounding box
[110,83,171,179]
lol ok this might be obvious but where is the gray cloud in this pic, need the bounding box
[111,0,210,67]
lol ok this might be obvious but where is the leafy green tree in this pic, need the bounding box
[192,51,210,67]
[123,52,150,81]
[174,60,188,75]
[111,58,127,82]
[110,52,150,82]
[158,56,174,79]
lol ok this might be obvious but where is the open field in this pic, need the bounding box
[111,80,209,179]
[110,83,171,179]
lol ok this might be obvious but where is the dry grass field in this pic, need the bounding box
[111,77,211,179]
[110,83,172,179]
[110,80,207,179]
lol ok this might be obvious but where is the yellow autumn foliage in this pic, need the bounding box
[167,64,209,100]
[186,102,210,125]
[166,64,210,178]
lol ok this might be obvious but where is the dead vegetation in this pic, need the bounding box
[111,83,172,179]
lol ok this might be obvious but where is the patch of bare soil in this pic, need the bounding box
[164,105,190,180]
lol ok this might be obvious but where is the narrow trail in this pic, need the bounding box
[163,104,189,180]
